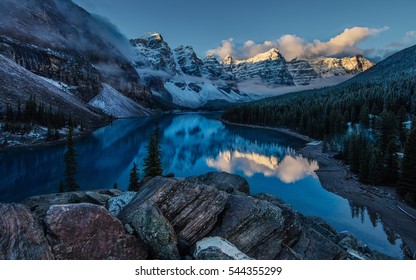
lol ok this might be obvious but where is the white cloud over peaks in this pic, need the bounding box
[208,26,389,61]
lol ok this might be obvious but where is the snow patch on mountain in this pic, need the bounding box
[89,84,151,118]
[38,76,77,94]
[164,76,248,108]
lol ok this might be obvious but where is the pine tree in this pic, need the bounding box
[367,149,383,186]
[399,122,416,203]
[143,124,163,178]
[63,126,79,191]
[128,162,140,191]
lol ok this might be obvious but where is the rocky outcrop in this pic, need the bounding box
[253,193,302,246]
[131,33,178,75]
[287,58,319,85]
[193,237,253,260]
[309,55,373,78]
[118,177,228,249]
[186,172,250,194]
[173,45,203,77]
[22,189,120,220]
[129,203,180,260]
[210,194,285,259]
[0,172,391,260]
[45,203,148,260]
[291,227,345,260]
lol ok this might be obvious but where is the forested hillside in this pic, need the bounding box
[223,45,416,203]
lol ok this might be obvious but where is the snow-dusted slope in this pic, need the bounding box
[309,55,373,77]
[164,76,247,108]
[0,54,104,127]
[287,58,319,85]
[89,84,151,118]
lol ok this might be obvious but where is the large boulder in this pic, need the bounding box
[193,237,253,260]
[106,191,136,216]
[45,203,148,260]
[119,177,228,249]
[210,195,285,259]
[22,189,121,220]
[290,227,345,260]
[254,193,302,246]
[0,203,53,260]
[129,203,180,260]
[186,172,250,194]
[337,232,392,260]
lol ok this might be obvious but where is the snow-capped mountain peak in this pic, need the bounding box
[221,54,234,65]
[237,48,283,64]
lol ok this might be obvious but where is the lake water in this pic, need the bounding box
[0,112,404,258]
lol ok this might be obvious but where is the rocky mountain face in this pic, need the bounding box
[0,172,395,260]
[132,33,244,109]
[222,48,295,86]
[132,33,373,108]
[0,0,151,121]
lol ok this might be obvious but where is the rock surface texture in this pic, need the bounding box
[0,173,393,260]
[45,203,148,260]
[129,203,180,260]
[118,177,229,249]
[0,203,53,260]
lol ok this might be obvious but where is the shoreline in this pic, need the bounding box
[222,120,416,259]
[0,129,94,152]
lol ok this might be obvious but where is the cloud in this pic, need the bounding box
[363,30,416,62]
[208,38,237,58]
[404,30,416,42]
[208,26,389,61]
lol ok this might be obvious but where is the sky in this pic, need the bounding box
[72,0,416,61]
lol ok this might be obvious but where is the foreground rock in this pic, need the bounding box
[22,189,121,220]
[0,172,394,260]
[129,203,180,260]
[119,177,228,250]
[193,237,253,260]
[0,203,53,260]
[211,195,285,259]
[186,172,250,194]
[45,203,148,260]
[254,194,302,246]
[107,192,136,216]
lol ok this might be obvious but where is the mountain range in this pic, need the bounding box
[0,0,374,123]
[131,33,373,108]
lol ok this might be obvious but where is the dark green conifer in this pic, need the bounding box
[64,126,79,191]
[399,122,416,203]
[143,124,163,178]
[128,162,140,192]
